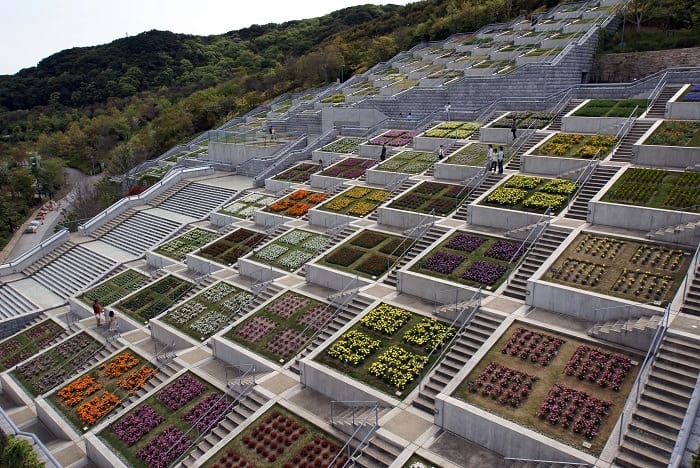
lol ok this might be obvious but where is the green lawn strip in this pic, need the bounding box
[79,269,150,306]
[603,169,700,212]
[388,182,462,216]
[251,230,329,272]
[319,231,405,279]
[452,322,639,456]
[646,121,700,147]
[410,232,517,291]
[99,372,223,468]
[480,177,574,215]
[573,99,647,117]
[318,188,390,218]
[197,229,266,267]
[202,404,347,468]
[47,352,155,433]
[272,163,320,182]
[12,333,102,397]
[316,312,452,397]
[116,275,193,323]
[542,232,690,306]
[225,292,327,364]
[0,320,64,371]
[377,151,437,174]
[154,228,218,261]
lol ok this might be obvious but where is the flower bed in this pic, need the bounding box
[0,320,63,371]
[444,143,491,166]
[100,372,229,468]
[377,151,437,174]
[154,228,217,261]
[251,229,328,271]
[536,133,618,158]
[320,157,376,179]
[272,162,320,182]
[603,168,700,212]
[388,181,462,215]
[319,187,390,217]
[320,230,408,279]
[13,332,102,396]
[490,111,551,129]
[265,189,328,217]
[218,193,278,219]
[454,323,639,455]
[412,230,521,289]
[225,292,330,363]
[572,99,647,117]
[203,405,348,468]
[162,282,253,339]
[423,121,480,139]
[482,175,577,214]
[116,275,193,322]
[318,303,456,395]
[48,351,157,430]
[319,137,363,154]
[544,232,690,305]
[197,228,266,267]
[368,130,417,147]
[80,269,150,306]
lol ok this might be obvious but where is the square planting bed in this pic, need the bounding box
[535,133,618,159]
[376,151,438,174]
[453,323,639,455]
[161,282,254,340]
[319,230,410,279]
[99,372,233,468]
[543,232,691,306]
[218,193,278,219]
[481,175,578,214]
[154,228,218,261]
[0,320,64,371]
[319,158,376,179]
[318,137,363,154]
[272,163,320,183]
[197,228,266,267]
[116,275,193,323]
[12,333,103,396]
[225,292,330,364]
[490,111,551,130]
[410,231,522,290]
[572,99,647,118]
[602,168,700,212]
[48,350,158,431]
[316,303,456,396]
[644,120,700,147]
[444,143,491,166]
[265,189,328,218]
[251,229,330,272]
[318,187,391,217]
[423,121,481,139]
[368,130,417,147]
[79,269,150,306]
[202,404,348,467]
[388,181,462,216]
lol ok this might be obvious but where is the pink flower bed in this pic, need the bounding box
[468,362,537,408]
[536,384,612,439]
[112,404,163,446]
[182,393,231,431]
[157,374,206,411]
[234,317,277,343]
[297,305,332,331]
[501,327,565,367]
[267,294,310,319]
[564,345,633,391]
[264,329,305,357]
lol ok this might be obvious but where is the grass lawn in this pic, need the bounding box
[602,168,700,212]
[453,323,640,456]
[377,151,436,174]
[388,181,463,216]
[79,269,150,306]
[645,120,700,147]
[319,230,409,279]
[197,228,266,267]
[572,99,647,117]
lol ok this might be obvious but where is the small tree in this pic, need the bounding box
[0,435,43,468]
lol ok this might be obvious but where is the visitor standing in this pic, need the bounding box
[380,143,387,161]
[445,102,451,120]
[318,159,324,171]
[106,310,117,333]
[270,127,276,140]
[511,118,518,140]
[488,145,497,173]
[437,144,445,160]
[406,112,413,121]
[93,299,102,327]
[497,146,505,174]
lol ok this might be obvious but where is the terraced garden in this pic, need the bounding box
[225,292,330,363]
[272,163,320,183]
[320,230,409,279]
[481,175,578,214]
[218,193,277,219]
[388,181,462,215]
[377,151,437,174]
[454,323,639,455]
[0,320,64,371]
[319,186,390,217]
[602,168,700,212]
[80,269,150,306]
[543,232,690,306]
[424,121,480,139]
[572,99,647,117]
[317,303,455,396]
[319,157,376,179]
[197,228,266,266]
[116,275,193,323]
[645,120,700,147]
[318,137,363,154]
[444,143,491,166]
[252,229,329,272]
[265,189,328,218]
[368,130,417,147]
[154,228,218,261]
[490,111,551,129]
[536,133,618,158]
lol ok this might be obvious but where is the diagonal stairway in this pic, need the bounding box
[412,311,502,414]
[154,182,237,219]
[546,99,586,132]
[452,173,504,221]
[383,225,449,287]
[646,85,683,119]
[95,211,182,256]
[0,284,40,319]
[680,263,700,316]
[615,333,700,468]
[505,131,549,171]
[564,165,620,220]
[351,431,404,468]
[502,226,571,300]
[610,119,655,163]
[588,314,661,341]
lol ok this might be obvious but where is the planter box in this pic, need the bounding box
[237,257,286,283]
[434,162,484,182]
[633,144,700,169]
[309,173,348,190]
[264,178,295,193]
[376,206,435,230]
[490,49,527,61]
[554,10,583,20]
[209,210,238,227]
[149,318,199,350]
[397,269,482,303]
[535,21,565,32]
[397,60,430,73]
[445,60,475,71]
[541,36,575,48]
[666,102,700,120]
[211,335,277,373]
[186,252,225,275]
[85,433,129,468]
[479,127,517,144]
[582,9,608,20]
[419,77,448,87]
[561,116,627,135]
[407,68,433,80]
[305,263,373,291]
[307,208,356,228]
[520,154,590,177]
[413,136,454,151]
[254,210,290,228]
[562,22,593,33]
[35,397,79,442]
[468,204,546,231]
[514,34,543,46]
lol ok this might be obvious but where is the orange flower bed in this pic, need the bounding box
[287,203,313,217]
[101,352,139,378]
[307,193,328,203]
[77,391,120,425]
[58,375,103,407]
[117,366,157,394]
[289,189,310,200]
[269,199,293,212]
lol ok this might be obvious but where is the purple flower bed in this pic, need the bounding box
[461,261,507,286]
[369,130,417,146]
[423,251,464,274]
[182,393,231,431]
[485,240,523,261]
[112,404,163,446]
[683,92,700,102]
[447,233,485,252]
[136,424,192,468]
[157,374,206,411]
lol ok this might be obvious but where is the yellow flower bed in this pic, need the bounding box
[346,187,371,199]
[324,197,353,211]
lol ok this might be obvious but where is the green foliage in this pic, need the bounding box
[0,434,44,468]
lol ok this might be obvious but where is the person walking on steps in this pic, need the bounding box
[438,144,445,160]
[380,143,387,161]
[488,145,497,173]
[497,146,505,174]
[93,299,102,327]
[511,117,517,141]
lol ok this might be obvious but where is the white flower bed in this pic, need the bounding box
[221,202,247,215]
[241,193,265,203]
[189,311,228,336]
[280,230,314,245]
[238,206,257,218]
[170,301,208,324]
[201,282,239,303]
[302,236,329,252]
[278,250,314,270]
[222,292,254,312]
[256,244,289,261]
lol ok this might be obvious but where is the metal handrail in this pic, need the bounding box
[0,228,69,273]
[669,370,700,467]
[455,171,489,208]
[646,72,668,113]
[614,105,639,141]
[504,458,590,466]
[328,275,361,304]
[0,406,62,468]
[225,364,256,387]
[386,222,432,273]
[295,290,357,359]
[154,339,176,364]
[566,152,600,207]
[682,240,700,299]
[327,401,380,468]
[508,207,552,263]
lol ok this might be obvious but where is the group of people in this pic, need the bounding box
[93,299,118,332]
[487,144,505,174]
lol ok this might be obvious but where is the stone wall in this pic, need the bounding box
[591,47,700,83]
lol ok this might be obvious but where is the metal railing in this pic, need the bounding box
[614,105,639,141]
[328,401,380,468]
[385,223,432,274]
[566,152,600,207]
[682,240,700,299]
[328,275,361,304]
[506,208,552,262]
[669,370,700,467]
[0,406,61,468]
[225,364,256,388]
[504,458,590,466]
[455,171,489,209]
[0,228,69,277]
[646,71,669,113]
[154,339,176,364]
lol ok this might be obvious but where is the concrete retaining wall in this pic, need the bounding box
[211,335,276,373]
[480,127,516,144]
[520,154,589,177]
[667,102,700,120]
[148,318,198,350]
[210,211,238,227]
[434,162,484,181]
[85,433,128,468]
[308,208,356,228]
[305,263,372,291]
[309,174,347,190]
[634,144,700,169]
[413,136,453,152]
[35,398,77,441]
[185,253,224,275]
[237,258,286,282]
[397,269,481,304]
[264,178,294,193]
[254,210,289,228]
[377,206,435,230]
[561,116,627,135]
[366,169,407,186]
[468,204,545,230]
[209,141,280,165]
[145,251,177,270]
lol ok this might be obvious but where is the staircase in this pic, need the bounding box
[0,284,40,319]
[351,432,404,468]
[452,173,504,221]
[383,225,449,287]
[96,211,182,256]
[413,311,502,414]
[610,119,655,163]
[565,165,620,220]
[646,85,683,119]
[21,241,76,275]
[505,131,549,171]
[615,334,700,468]
[647,220,700,243]
[390,177,417,196]
[153,182,237,219]
[588,314,661,340]
[546,99,585,132]
[148,181,189,207]
[681,263,700,316]
[502,226,571,300]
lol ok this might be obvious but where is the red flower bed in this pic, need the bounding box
[267,294,310,319]
[468,362,537,408]
[234,317,277,343]
[563,345,633,391]
[244,411,306,463]
[211,449,255,467]
[326,246,364,267]
[501,327,565,367]
[536,384,611,439]
[290,436,347,467]
[297,305,333,331]
[264,329,305,357]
